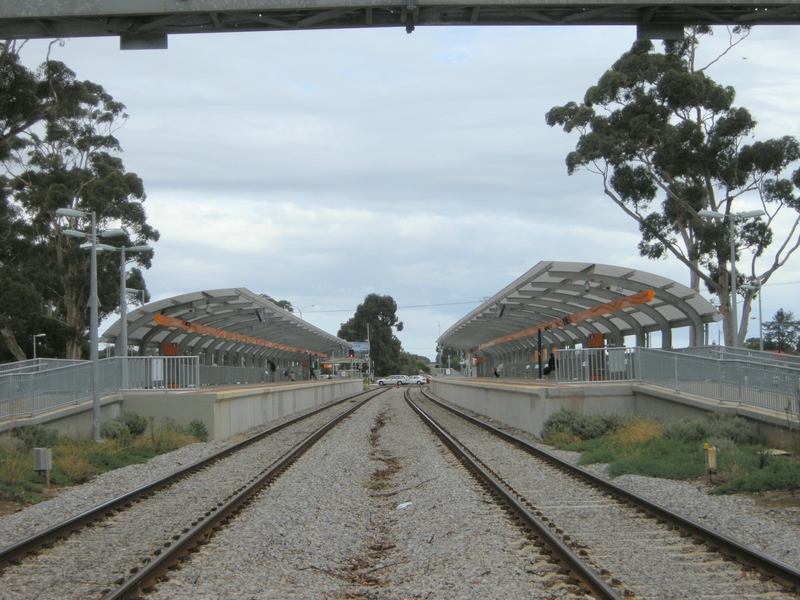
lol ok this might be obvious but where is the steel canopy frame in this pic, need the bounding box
[102,287,350,360]
[2,0,800,46]
[437,261,721,355]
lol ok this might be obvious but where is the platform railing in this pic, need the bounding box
[0,358,85,376]
[676,345,800,370]
[199,365,268,386]
[549,347,799,415]
[0,356,200,420]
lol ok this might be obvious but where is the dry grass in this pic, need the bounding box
[59,454,96,483]
[543,430,581,446]
[154,428,197,453]
[605,419,662,448]
[2,439,29,487]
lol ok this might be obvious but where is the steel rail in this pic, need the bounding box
[104,387,383,599]
[419,387,800,594]
[0,387,377,570]
[404,388,623,600]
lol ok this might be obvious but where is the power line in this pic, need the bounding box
[307,300,482,314]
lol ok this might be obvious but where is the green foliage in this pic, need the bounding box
[186,419,209,442]
[663,413,759,445]
[0,45,159,360]
[712,457,800,495]
[13,425,59,450]
[763,308,800,353]
[117,411,148,436]
[545,27,800,347]
[542,409,622,442]
[100,419,131,441]
[338,294,404,376]
[438,347,463,371]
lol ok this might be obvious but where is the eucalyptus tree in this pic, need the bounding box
[338,293,404,376]
[1,46,158,360]
[546,27,800,346]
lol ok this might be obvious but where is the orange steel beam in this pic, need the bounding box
[154,314,327,357]
[470,289,655,353]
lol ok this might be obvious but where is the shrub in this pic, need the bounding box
[605,418,661,448]
[117,412,148,436]
[186,420,209,443]
[662,418,709,442]
[100,419,131,440]
[707,438,737,454]
[59,454,96,483]
[707,412,760,445]
[542,409,622,442]
[13,425,59,450]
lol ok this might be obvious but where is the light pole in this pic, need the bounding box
[109,245,151,391]
[56,208,124,441]
[126,288,146,306]
[698,209,765,348]
[32,333,46,360]
[297,304,315,320]
[108,245,152,358]
[741,281,763,351]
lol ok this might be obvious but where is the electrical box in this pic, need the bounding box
[33,448,52,471]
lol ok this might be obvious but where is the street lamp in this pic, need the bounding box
[698,208,765,348]
[55,207,124,441]
[126,288,146,306]
[741,280,763,351]
[32,333,46,360]
[297,305,315,320]
[106,245,152,358]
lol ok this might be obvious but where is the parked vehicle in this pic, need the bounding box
[406,375,427,385]
[376,375,409,386]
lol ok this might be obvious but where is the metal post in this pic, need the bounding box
[90,211,100,441]
[119,247,128,390]
[537,329,543,379]
[729,216,739,348]
[757,281,763,352]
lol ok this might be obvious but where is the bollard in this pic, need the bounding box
[704,443,717,481]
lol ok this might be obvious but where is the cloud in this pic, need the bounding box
[16,25,800,358]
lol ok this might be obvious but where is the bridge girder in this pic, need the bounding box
[2,1,800,47]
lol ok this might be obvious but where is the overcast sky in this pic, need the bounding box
[17,24,800,359]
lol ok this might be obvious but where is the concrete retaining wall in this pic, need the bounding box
[0,395,123,439]
[430,379,799,444]
[1,380,363,441]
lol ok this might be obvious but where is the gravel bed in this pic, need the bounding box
[0,398,347,548]
[0,398,357,599]
[430,395,800,572]
[417,395,796,599]
[151,389,586,599]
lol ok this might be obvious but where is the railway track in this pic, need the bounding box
[407,386,800,599]
[0,387,385,599]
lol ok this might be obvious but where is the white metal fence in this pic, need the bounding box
[549,347,800,415]
[0,357,199,420]
[199,365,269,386]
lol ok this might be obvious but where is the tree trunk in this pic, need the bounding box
[1,326,28,361]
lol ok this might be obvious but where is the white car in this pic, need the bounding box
[406,375,428,385]
[376,375,409,386]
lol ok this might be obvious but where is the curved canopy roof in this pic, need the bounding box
[103,288,349,358]
[437,261,721,354]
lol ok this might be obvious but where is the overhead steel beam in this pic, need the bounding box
[2,1,800,44]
